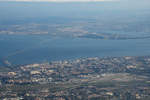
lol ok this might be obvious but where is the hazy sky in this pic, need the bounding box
[0,0,118,2]
[0,0,149,3]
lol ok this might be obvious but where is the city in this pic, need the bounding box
[1,56,150,100]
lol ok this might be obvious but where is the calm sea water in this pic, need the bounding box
[0,34,150,65]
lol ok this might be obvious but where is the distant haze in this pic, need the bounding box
[0,0,118,2]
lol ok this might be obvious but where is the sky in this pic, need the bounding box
[0,0,149,3]
[0,0,118,2]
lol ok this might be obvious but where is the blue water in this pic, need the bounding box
[0,34,150,65]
